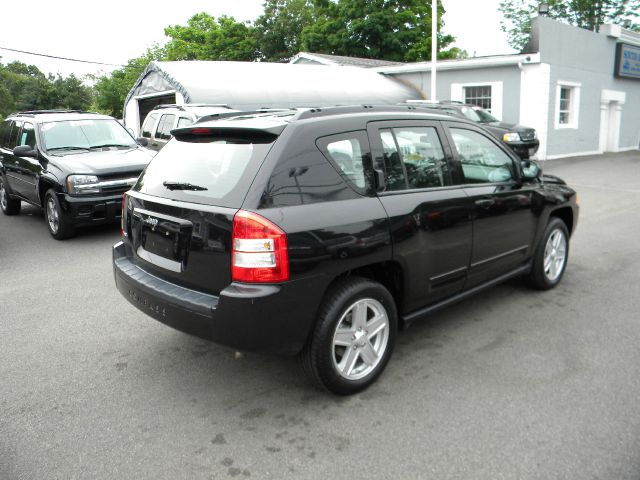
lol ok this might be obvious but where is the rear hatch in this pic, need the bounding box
[123,126,280,294]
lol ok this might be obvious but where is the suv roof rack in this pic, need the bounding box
[293,104,433,121]
[152,104,232,112]
[10,109,91,117]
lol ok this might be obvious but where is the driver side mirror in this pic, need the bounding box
[13,145,38,158]
[136,137,149,147]
[521,159,541,180]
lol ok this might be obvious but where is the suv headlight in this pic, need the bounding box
[503,133,521,143]
[67,175,99,194]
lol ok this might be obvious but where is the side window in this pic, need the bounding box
[8,121,23,149]
[317,131,370,190]
[177,116,193,129]
[20,123,36,148]
[141,113,158,138]
[0,120,11,148]
[379,129,406,191]
[450,128,515,183]
[156,114,176,140]
[393,127,448,189]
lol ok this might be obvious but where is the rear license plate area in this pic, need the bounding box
[133,208,192,272]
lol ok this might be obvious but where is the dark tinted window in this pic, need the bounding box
[317,131,371,191]
[379,129,406,191]
[392,127,448,189]
[141,113,158,138]
[0,120,11,148]
[20,123,36,148]
[377,127,449,190]
[450,128,515,183]
[8,121,23,149]
[134,132,276,208]
[155,114,176,140]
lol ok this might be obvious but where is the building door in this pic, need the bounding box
[599,91,626,153]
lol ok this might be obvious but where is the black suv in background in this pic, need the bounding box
[410,101,540,159]
[139,104,235,152]
[113,106,578,395]
[0,110,153,239]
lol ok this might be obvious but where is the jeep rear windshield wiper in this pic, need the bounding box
[162,181,208,191]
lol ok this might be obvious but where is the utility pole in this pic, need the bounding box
[431,0,437,101]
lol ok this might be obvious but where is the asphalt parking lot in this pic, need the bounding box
[1,150,640,479]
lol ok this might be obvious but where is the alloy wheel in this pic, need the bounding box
[331,298,390,381]
[46,197,60,234]
[543,229,567,282]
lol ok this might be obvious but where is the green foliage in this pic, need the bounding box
[164,13,259,61]
[92,45,165,118]
[500,0,640,50]
[299,0,461,61]
[254,0,314,62]
[0,59,93,119]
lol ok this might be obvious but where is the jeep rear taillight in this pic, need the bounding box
[231,210,289,283]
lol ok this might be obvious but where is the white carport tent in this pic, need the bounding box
[123,61,424,133]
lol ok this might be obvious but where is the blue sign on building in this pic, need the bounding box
[615,43,640,80]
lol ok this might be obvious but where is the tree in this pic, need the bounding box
[500,0,640,50]
[164,13,259,61]
[93,45,165,118]
[254,0,314,62]
[299,0,463,62]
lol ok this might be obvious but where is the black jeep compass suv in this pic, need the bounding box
[113,106,578,395]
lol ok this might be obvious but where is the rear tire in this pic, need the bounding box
[526,217,569,290]
[44,189,75,240]
[0,176,21,215]
[301,277,397,395]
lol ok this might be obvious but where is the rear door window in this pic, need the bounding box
[141,113,159,138]
[155,114,176,140]
[8,121,23,149]
[374,126,450,191]
[133,131,277,208]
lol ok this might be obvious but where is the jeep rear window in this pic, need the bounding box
[133,133,276,208]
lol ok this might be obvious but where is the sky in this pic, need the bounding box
[0,0,517,79]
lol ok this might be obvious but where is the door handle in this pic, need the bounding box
[475,198,495,209]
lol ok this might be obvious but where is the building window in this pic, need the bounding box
[555,82,581,129]
[464,85,492,111]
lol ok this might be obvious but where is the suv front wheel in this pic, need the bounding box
[526,217,569,290]
[45,189,75,240]
[302,277,397,395]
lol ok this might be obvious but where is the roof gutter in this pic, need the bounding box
[373,53,541,75]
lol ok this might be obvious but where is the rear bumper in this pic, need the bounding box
[112,241,321,355]
[61,192,124,226]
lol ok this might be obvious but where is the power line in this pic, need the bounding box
[0,46,126,67]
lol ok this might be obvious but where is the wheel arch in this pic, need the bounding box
[37,177,61,207]
[549,206,574,236]
[325,260,406,330]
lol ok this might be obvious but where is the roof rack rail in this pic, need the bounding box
[151,104,232,112]
[195,108,295,124]
[10,109,90,117]
[293,104,427,121]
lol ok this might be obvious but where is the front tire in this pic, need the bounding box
[45,189,75,240]
[301,277,397,395]
[0,176,21,215]
[526,217,569,290]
